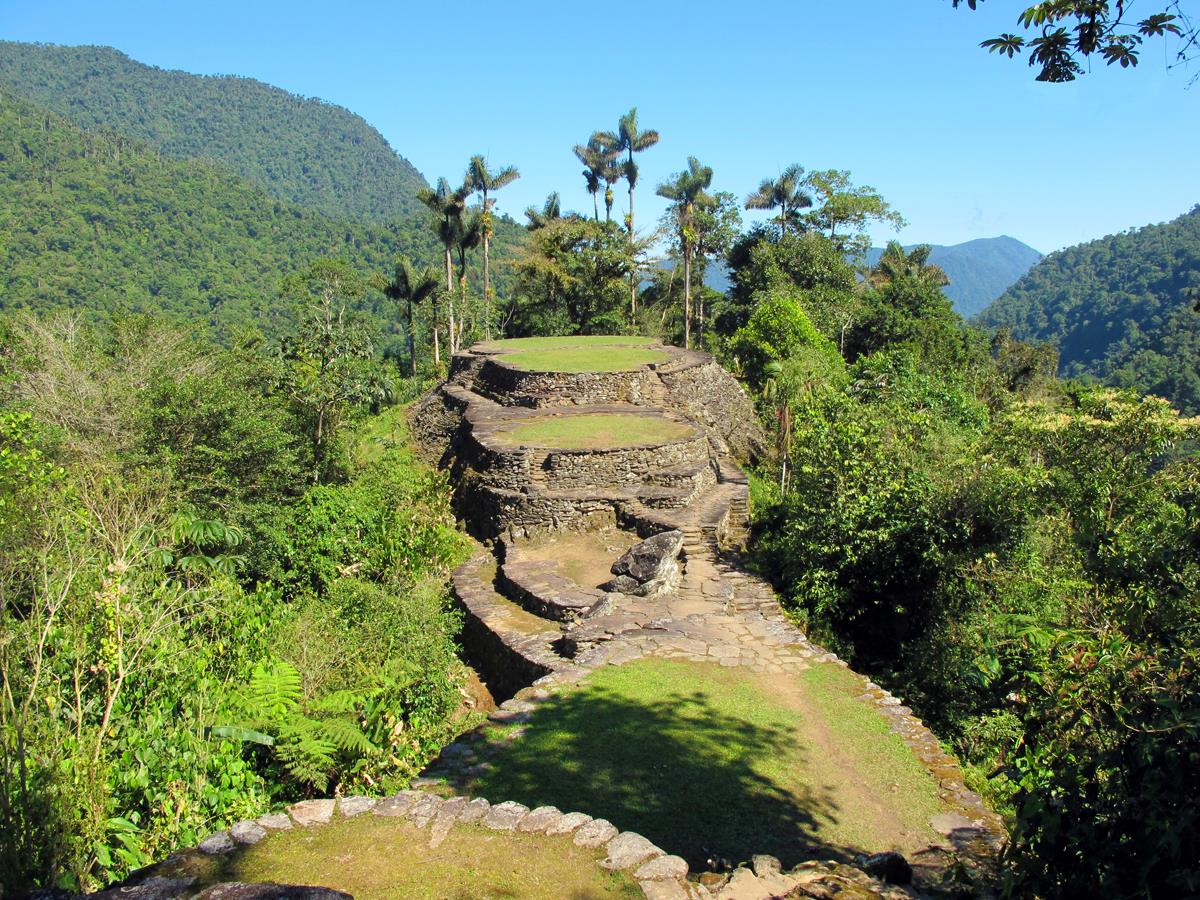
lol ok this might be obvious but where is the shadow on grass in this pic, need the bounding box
[465,681,858,870]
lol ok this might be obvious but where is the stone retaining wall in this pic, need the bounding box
[475,357,663,408]
[659,360,764,461]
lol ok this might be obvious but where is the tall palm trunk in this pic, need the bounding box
[481,188,492,341]
[628,167,637,318]
[444,244,456,354]
[407,298,417,376]
[592,192,599,221]
[683,243,693,350]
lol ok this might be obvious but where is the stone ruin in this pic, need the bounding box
[408,338,1007,896]
[409,338,769,699]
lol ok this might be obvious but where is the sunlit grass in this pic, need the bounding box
[497,413,694,449]
[468,658,944,867]
[502,346,669,373]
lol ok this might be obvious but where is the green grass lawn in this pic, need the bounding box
[497,413,695,450]
[192,815,640,900]
[502,346,669,373]
[466,659,944,869]
[486,335,660,351]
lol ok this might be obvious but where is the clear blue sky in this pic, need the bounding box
[2,0,1197,253]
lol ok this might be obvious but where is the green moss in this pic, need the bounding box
[206,814,640,899]
[468,658,944,868]
[498,413,694,450]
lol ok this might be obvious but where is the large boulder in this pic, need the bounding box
[604,531,684,596]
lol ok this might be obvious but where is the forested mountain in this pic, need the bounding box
[865,236,1042,317]
[0,41,428,223]
[978,206,1200,413]
[0,89,432,341]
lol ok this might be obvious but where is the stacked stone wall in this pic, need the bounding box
[475,359,661,407]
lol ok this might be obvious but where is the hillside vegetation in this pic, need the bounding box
[0,41,427,224]
[0,89,436,342]
[978,206,1200,412]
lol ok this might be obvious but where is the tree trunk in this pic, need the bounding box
[407,299,417,376]
[628,180,637,318]
[482,232,491,340]
[444,246,456,354]
[684,246,692,350]
[592,192,599,222]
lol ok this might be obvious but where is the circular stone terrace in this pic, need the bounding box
[478,335,670,373]
[491,411,697,451]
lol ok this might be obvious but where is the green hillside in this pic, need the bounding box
[866,236,1042,318]
[977,206,1200,412]
[0,41,427,223]
[0,88,433,341]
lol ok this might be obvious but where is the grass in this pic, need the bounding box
[467,658,944,869]
[503,347,669,373]
[497,413,694,450]
[188,815,640,900]
[485,335,660,351]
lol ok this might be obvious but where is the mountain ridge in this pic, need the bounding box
[0,40,428,224]
[865,235,1042,318]
[977,206,1200,413]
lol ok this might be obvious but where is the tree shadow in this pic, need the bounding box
[464,682,860,870]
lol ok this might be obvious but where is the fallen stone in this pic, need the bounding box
[611,531,684,583]
[229,820,267,846]
[286,799,334,827]
[337,796,376,817]
[373,791,422,818]
[573,817,619,848]
[518,805,563,833]
[600,831,663,870]
[751,854,781,877]
[857,851,912,885]
[407,793,444,827]
[194,885,351,900]
[428,798,467,848]
[482,800,529,831]
[545,811,592,835]
[639,880,690,900]
[198,831,235,855]
[89,876,196,900]
[457,797,491,824]
[636,855,689,881]
[255,813,292,831]
[601,574,641,593]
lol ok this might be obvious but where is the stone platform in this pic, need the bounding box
[409,338,1005,897]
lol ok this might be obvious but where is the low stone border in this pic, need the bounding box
[191,790,697,900]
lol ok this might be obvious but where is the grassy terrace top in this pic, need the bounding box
[494,412,695,450]
[481,335,669,373]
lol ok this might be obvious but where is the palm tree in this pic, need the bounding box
[416,177,470,360]
[594,108,659,317]
[454,211,483,345]
[656,157,715,350]
[744,164,813,237]
[525,192,562,231]
[383,257,440,375]
[573,137,616,222]
[466,156,520,339]
[867,241,950,289]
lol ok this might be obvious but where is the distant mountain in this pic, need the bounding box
[0,41,428,224]
[866,236,1043,318]
[0,88,430,342]
[977,206,1200,413]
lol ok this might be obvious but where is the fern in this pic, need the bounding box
[246,661,302,721]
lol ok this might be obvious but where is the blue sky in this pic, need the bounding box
[2,0,1197,253]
